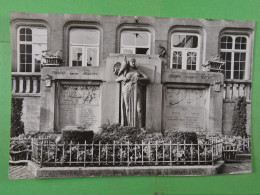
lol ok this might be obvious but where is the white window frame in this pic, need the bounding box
[17,26,47,72]
[170,32,201,71]
[220,35,249,80]
[69,28,100,67]
[120,30,151,55]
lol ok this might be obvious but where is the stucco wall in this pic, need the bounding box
[21,96,41,134]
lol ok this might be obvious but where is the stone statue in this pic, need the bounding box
[114,56,149,128]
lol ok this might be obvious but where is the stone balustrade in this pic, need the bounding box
[12,73,41,95]
[223,79,251,101]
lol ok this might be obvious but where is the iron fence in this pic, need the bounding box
[9,136,251,165]
[31,140,223,167]
[9,136,50,164]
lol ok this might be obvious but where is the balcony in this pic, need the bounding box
[12,72,41,96]
[223,79,251,102]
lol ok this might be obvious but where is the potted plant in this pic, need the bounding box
[202,54,225,73]
[40,50,63,67]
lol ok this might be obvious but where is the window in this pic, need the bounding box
[17,26,47,72]
[220,35,248,79]
[120,30,151,54]
[69,29,100,67]
[170,33,200,70]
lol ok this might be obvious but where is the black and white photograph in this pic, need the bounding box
[9,11,253,179]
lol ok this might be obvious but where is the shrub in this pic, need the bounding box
[93,123,198,144]
[62,130,94,144]
[231,97,247,137]
[11,98,24,137]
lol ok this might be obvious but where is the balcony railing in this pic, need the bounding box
[12,73,41,96]
[223,80,251,101]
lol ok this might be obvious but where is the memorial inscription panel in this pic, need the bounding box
[165,88,208,131]
[59,84,101,132]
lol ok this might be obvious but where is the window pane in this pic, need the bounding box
[26,54,32,63]
[33,44,46,55]
[235,36,247,50]
[121,48,135,54]
[121,32,135,46]
[172,51,182,69]
[86,48,98,66]
[221,36,232,49]
[31,28,47,43]
[26,45,32,53]
[240,62,245,71]
[172,35,198,48]
[226,71,231,79]
[172,35,185,47]
[226,62,231,70]
[71,47,82,66]
[33,28,46,36]
[135,32,150,47]
[20,28,25,34]
[234,62,239,70]
[71,47,83,61]
[33,35,47,43]
[20,35,25,41]
[26,35,32,41]
[187,52,197,70]
[26,28,32,34]
[187,36,198,48]
[20,64,25,72]
[26,64,32,72]
[70,29,99,45]
[20,45,25,53]
[234,53,240,61]
[136,48,149,54]
[240,71,245,79]
[20,54,25,63]
[234,71,239,79]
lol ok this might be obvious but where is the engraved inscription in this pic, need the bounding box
[59,84,101,131]
[165,89,208,131]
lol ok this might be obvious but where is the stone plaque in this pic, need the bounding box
[59,84,101,132]
[164,88,208,131]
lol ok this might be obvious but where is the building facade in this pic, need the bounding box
[10,12,254,135]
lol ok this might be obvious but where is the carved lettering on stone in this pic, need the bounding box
[165,89,208,131]
[59,84,101,132]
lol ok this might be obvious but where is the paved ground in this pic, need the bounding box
[9,165,35,179]
[221,160,252,174]
[9,160,252,179]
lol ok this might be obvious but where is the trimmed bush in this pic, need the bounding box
[11,98,24,137]
[62,130,94,144]
[231,97,247,137]
[93,123,198,144]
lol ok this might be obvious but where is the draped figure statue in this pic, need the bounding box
[113,56,149,128]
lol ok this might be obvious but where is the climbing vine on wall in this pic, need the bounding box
[11,98,24,137]
[231,96,247,137]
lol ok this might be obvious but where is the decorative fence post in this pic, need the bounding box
[40,139,43,168]
[113,141,115,166]
[84,141,86,167]
[191,142,193,164]
[98,141,101,166]
[141,140,144,165]
[127,141,130,166]
[155,141,158,165]
[69,140,72,166]
[170,140,172,166]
